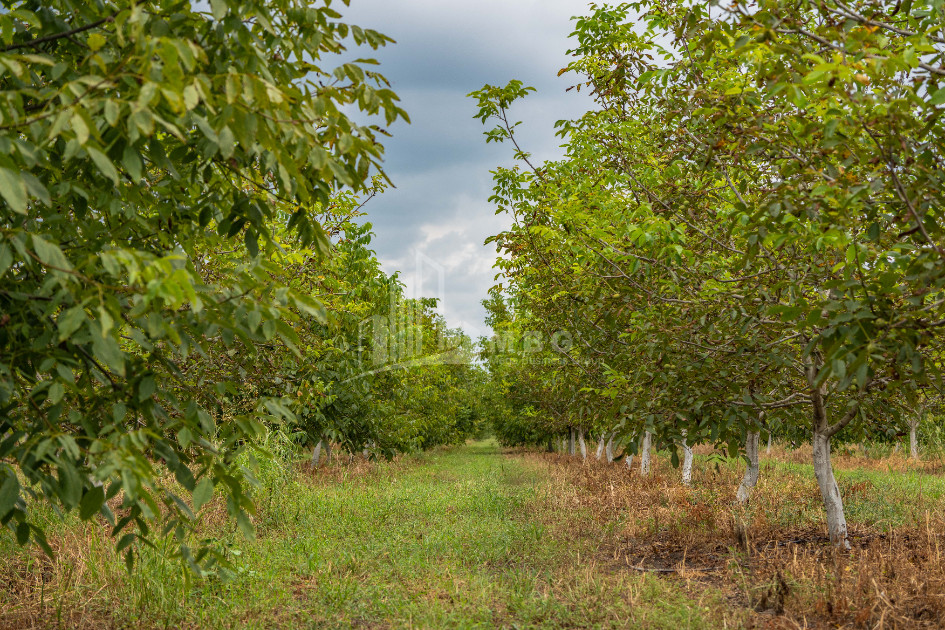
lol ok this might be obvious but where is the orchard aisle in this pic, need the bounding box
[235,440,710,629]
[2,441,718,629]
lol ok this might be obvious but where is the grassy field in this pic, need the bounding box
[2,440,944,628]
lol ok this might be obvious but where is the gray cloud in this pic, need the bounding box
[339,1,594,334]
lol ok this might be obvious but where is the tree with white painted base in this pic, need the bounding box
[736,430,760,502]
[681,431,693,486]
[639,431,652,477]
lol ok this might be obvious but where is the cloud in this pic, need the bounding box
[337,0,594,335]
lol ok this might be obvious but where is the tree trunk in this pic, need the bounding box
[766,431,772,455]
[640,431,652,477]
[595,435,605,460]
[736,430,760,503]
[681,434,693,486]
[683,438,692,486]
[311,439,324,467]
[324,439,332,462]
[578,427,587,460]
[560,436,566,454]
[569,427,576,456]
[909,419,919,460]
[813,430,849,547]
[547,436,554,453]
[605,432,615,463]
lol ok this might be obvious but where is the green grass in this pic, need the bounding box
[2,441,721,629]
[693,450,945,531]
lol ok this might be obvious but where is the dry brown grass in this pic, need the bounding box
[755,443,945,475]
[0,521,121,630]
[513,449,945,629]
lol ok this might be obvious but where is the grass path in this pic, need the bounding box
[198,440,710,629]
[0,441,718,629]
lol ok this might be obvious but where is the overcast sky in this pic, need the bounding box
[338,1,594,339]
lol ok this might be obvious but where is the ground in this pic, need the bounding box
[1,441,943,628]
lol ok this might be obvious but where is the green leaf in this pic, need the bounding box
[48,381,65,404]
[58,462,82,509]
[210,0,227,20]
[236,511,255,540]
[192,478,214,512]
[327,161,354,187]
[91,334,127,377]
[0,242,12,278]
[57,307,86,341]
[116,533,135,553]
[32,235,73,272]
[0,473,20,519]
[87,146,120,185]
[293,293,327,322]
[32,526,54,557]
[218,126,236,159]
[0,167,28,213]
[15,521,30,545]
[87,33,106,52]
[22,172,50,206]
[931,88,945,106]
[244,228,259,258]
[137,376,156,402]
[71,112,90,145]
[79,485,105,520]
[122,146,143,181]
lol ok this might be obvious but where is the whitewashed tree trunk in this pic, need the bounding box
[578,427,587,460]
[805,353,854,548]
[736,430,760,502]
[813,430,848,547]
[766,431,773,455]
[625,451,634,471]
[595,435,605,460]
[560,436,566,454]
[681,434,693,486]
[324,439,332,462]
[909,418,920,460]
[640,431,652,477]
[605,432,615,463]
[311,439,324,467]
[569,427,576,456]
